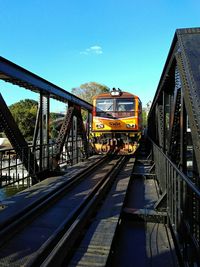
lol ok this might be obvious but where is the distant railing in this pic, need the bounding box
[0,138,88,188]
[151,141,200,266]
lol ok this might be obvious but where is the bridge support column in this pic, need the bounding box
[32,93,50,172]
[51,102,89,170]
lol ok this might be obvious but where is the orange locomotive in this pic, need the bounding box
[91,88,142,154]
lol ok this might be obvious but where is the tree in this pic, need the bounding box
[9,99,38,141]
[71,82,110,104]
[142,109,147,127]
[49,112,64,140]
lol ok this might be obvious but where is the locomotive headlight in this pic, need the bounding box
[96,124,104,129]
[111,91,120,96]
[126,124,135,128]
[110,88,122,96]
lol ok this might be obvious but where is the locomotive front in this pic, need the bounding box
[91,88,142,154]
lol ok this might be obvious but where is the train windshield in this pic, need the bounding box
[95,98,135,118]
[96,99,114,111]
[116,99,135,111]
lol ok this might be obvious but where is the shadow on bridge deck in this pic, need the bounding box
[108,140,180,267]
[0,155,103,228]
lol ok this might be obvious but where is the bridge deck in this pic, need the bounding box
[68,157,135,266]
[0,147,180,266]
[109,146,179,267]
[0,155,103,228]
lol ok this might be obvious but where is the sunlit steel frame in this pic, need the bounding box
[0,56,92,111]
[148,28,200,266]
[0,56,93,183]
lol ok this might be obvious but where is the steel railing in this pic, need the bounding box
[151,140,200,266]
[0,138,88,188]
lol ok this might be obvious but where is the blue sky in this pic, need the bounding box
[0,0,200,112]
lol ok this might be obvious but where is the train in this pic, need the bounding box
[91,88,142,154]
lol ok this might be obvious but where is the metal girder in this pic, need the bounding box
[154,190,167,211]
[179,96,187,173]
[0,93,39,183]
[32,94,50,170]
[0,56,92,111]
[75,109,88,158]
[148,27,200,173]
[175,30,200,173]
[53,106,75,159]
[156,104,164,148]
[147,28,200,267]
[168,88,181,162]
[52,104,88,169]
[32,103,41,151]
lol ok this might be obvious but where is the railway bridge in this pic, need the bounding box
[0,27,200,266]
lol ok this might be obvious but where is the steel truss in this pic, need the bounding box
[0,94,39,184]
[52,103,88,169]
[148,28,200,266]
[0,57,92,185]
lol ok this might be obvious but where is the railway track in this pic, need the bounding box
[0,154,130,266]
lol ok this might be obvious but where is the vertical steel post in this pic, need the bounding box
[71,115,74,165]
[87,111,92,155]
[32,104,40,152]
[39,93,43,171]
[180,95,187,172]
[163,91,166,152]
[46,96,50,168]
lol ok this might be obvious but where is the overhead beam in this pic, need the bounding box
[0,56,92,111]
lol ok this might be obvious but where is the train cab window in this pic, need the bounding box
[116,99,135,111]
[96,99,114,112]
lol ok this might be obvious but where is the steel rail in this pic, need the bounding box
[25,156,127,267]
[0,155,109,246]
[0,155,123,266]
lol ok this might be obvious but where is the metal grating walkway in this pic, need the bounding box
[109,142,179,267]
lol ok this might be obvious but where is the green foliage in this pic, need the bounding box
[71,82,110,122]
[71,82,110,104]
[142,109,147,127]
[9,99,38,141]
[49,112,64,140]
[0,132,6,138]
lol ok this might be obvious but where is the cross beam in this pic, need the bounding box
[0,56,92,111]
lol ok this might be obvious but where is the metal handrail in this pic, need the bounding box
[149,137,200,266]
[0,138,88,189]
[151,139,200,198]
